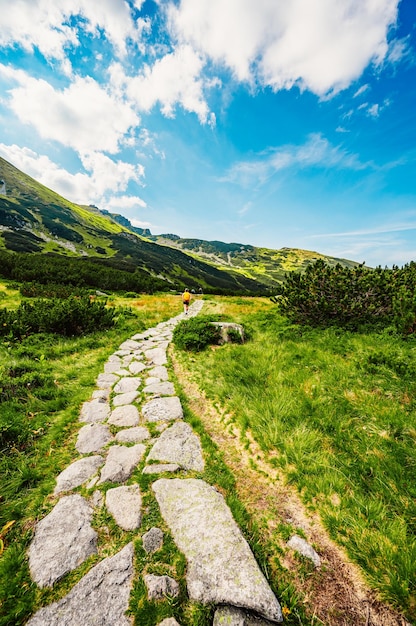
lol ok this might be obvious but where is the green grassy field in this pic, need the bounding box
[175,296,416,622]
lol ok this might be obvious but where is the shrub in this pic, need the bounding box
[173,316,221,351]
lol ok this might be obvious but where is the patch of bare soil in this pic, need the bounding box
[171,351,411,626]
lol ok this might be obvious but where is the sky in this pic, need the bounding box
[0,0,415,268]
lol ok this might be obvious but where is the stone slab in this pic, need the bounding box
[96,373,119,389]
[76,423,113,454]
[98,444,146,484]
[79,398,110,423]
[147,422,204,471]
[287,535,321,567]
[152,479,282,623]
[115,426,150,443]
[54,456,104,494]
[105,485,142,531]
[142,396,183,423]
[143,464,180,475]
[108,404,140,427]
[143,381,175,396]
[113,377,141,394]
[112,391,139,407]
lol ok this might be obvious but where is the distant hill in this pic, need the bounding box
[0,156,360,293]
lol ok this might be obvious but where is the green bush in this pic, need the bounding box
[173,316,221,351]
[0,297,115,340]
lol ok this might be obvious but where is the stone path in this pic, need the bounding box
[26,300,283,626]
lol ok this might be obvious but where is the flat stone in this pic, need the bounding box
[142,527,164,554]
[91,490,104,508]
[145,347,167,365]
[105,485,142,531]
[98,444,146,484]
[148,365,169,381]
[142,396,183,423]
[157,619,181,626]
[112,391,139,406]
[116,426,150,443]
[54,456,104,494]
[108,404,140,427]
[113,377,141,394]
[214,606,278,625]
[129,361,147,375]
[144,574,180,600]
[147,422,204,471]
[287,535,321,567]
[152,479,282,623]
[92,388,111,401]
[76,423,113,454]
[28,495,97,588]
[143,381,175,396]
[143,464,180,475]
[79,398,110,423]
[144,376,161,386]
[104,360,123,374]
[96,373,119,389]
[119,339,142,350]
[27,543,134,626]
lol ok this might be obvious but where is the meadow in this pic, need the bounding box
[0,286,414,625]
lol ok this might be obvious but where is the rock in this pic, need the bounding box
[129,361,147,375]
[148,365,169,381]
[104,360,122,374]
[144,574,180,600]
[28,495,97,588]
[108,404,140,427]
[79,398,110,423]
[214,606,277,625]
[145,347,167,365]
[54,456,104,494]
[113,377,141,394]
[115,426,150,443]
[152,479,282,623]
[142,396,183,423]
[144,376,161,386]
[147,422,204,471]
[26,543,134,626]
[105,485,142,531]
[92,388,111,401]
[143,464,180,475]
[96,373,119,389]
[158,619,181,626]
[76,423,113,454]
[211,322,245,344]
[112,391,139,406]
[142,527,164,554]
[98,444,146,484]
[287,535,321,567]
[119,339,142,350]
[91,490,104,508]
[143,381,175,396]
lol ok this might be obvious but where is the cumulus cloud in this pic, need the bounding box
[1,67,139,155]
[168,0,400,96]
[222,134,370,187]
[0,143,144,205]
[0,0,138,64]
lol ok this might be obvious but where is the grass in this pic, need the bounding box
[174,295,416,622]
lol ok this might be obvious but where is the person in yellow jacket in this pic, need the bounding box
[182,288,191,314]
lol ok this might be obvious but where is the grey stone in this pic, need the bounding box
[92,388,111,401]
[145,347,167,365]
[54,456,104,494]
[143,381,175,396]
[142,527,164,554]
[157,619,181,626]
[142,396,183,422]
[91,490,104,508]
[152,479,282,622]
[76,423,113,454]
[113,377,141,394]
[27,543,134,626]
[115,426,150,443]
[144,574,180,600]
[287,535,321,567]
[211,322,245,344]
[79,398,110,423]
[147,421,204,471]
[129,361,147,374]
[105,485,142,531]
[28,495,97,588]
[108,404,140,427]
[112,391,139,406]
[144,376,161,386]
[214,606,278,625]
[119,339,142,350]
[104,360,122,374]
[96,373,119,389]
[143,463,180,475]
[98,444,146,484]
[148,365,169,381]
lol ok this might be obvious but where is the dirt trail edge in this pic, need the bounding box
[171,349,411,626]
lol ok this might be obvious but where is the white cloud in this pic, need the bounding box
[223,134,370,187]
[0,0,138,65]
[168,0,400,96]
[1,67,139,155]
[0,143,145,205]
[102,195,147,212]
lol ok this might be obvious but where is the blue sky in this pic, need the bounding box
[0,0,415,267]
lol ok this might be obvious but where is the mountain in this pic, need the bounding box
[0,156,359,293]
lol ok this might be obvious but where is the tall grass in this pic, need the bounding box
[181,297,416,621]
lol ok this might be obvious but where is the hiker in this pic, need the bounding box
[182,288,191,314]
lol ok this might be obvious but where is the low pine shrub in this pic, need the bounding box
[173,315,221,351]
